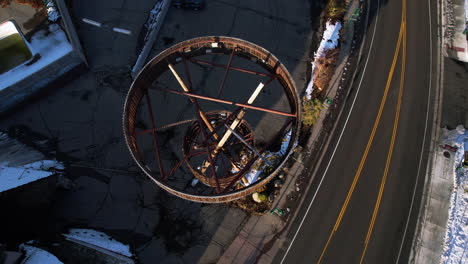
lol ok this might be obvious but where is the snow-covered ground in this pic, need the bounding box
[144,0,165,35]
[440,125,468,264]
[305,20,342,99]
[45,0,61,22]
[0,132,64,193]
[0,23,72,91]
[64,229,133,257]
[20,244,63,264]
[243,130,294,185]
[0,160,64,193]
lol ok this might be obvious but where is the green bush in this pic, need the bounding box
[257,192,268,202]
[327,0,346,20]
[302,97,323,126]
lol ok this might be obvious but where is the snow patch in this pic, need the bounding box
[64,229,133,257]
[0,23,72,90]
[0,160,63,193]
[45,0,61,22]
[0,131,64,193]
[243,130,294,186]
[278,130,292,156]
[244,168,262,186]
[306,20,342,99]
[440,125,468,264]
[132,0,170,76]
[20,244,63,264]
[145,0,165,34]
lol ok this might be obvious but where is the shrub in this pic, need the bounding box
[314,48,340,92]
[327,0,346,21]
[302,97,323,126]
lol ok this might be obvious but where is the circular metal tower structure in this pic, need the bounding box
[123,36,301,203]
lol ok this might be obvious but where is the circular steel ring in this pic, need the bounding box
[123,36,301,203]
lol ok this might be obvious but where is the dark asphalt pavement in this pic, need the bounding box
[278,0,436,263]
[0,0,317,263]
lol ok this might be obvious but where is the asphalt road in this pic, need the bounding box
[278,0,436,263]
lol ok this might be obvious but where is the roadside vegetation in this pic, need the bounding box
[234,0,349,215]
[232,0,349,215]
[326,0,347,23]
[302,0,346,128]
[302,98,323,126]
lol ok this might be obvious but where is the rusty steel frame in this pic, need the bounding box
[164,150,208,180]
[196,118,222,193]
[217,48,236,97]
[182,111,255,189]
[224,124,265,161]
[145,90,166,179]
[123,36,301,203]
[155,88,296,117]
[198,107,242,147]
[189,58,275,78]
[195,108,247,152]
[134,117,198,136]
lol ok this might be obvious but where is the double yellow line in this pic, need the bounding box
[360,0,406,262]
[317,0,407,262]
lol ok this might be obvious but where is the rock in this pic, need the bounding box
[274,179,283,188]
[268,194,275,203]
[252,192,267,203]
[456,125,465,134]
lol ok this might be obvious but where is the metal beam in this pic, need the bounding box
[145,90,166,179]
[189,58,276,77]
[156,88,296,117]
[217,49,235,97]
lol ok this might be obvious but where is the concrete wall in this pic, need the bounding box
[0,51,83,114]
[55,0,88,66]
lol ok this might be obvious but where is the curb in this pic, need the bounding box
[266,0,369,255]
[131,0,171,78]
[409,0,446,261]
[55,0,88,67]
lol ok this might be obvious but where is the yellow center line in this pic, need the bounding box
[359,0,407,262]
[316,10,405,264]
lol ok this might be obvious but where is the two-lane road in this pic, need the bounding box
[277,0,436,263]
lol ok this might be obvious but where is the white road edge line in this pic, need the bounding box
[395,0,443,263]
[279,0,380,262]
